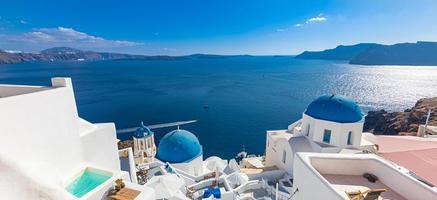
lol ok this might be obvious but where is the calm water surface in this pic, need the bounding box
[1,57,437,158]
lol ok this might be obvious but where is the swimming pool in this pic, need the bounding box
[66,168,112,198]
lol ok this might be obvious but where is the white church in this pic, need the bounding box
[132,123,157,164]
[264,94,375,175]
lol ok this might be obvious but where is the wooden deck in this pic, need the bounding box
[109,188,141,200]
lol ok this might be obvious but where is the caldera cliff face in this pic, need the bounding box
[364,97,437,135]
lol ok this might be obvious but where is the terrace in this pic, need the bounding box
[0,84,52,98]
[322,174,405,200]
[0,77,71,98]
[293,153,437,200]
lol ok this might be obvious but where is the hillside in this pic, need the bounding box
[295,43,382,60]
[296,41,437,66]
[350,41,437,66]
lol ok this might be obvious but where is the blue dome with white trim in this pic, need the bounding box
[158,129,202,163]
[304,94,364,123]
[133,126,153,138]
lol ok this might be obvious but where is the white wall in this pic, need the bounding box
[294,153,437,200]
[80,123,120,172]
[293,154,342,200]
[172,156,204,176]
[265,134,300,175]
[312,156,437,200]
[0,77,125,200]
[118,147,138,184]
[246,169,286,181]
[301,114,363,149]
[265,135,294,174]
[0,151,73,200]
[0,78,84,179]
[264,134,275,167]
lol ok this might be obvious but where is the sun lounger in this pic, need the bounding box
[345,188,388,200]
[363,189,388,200]
[345,190,362,200]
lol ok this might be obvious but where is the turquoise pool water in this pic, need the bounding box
[66,169,111,198]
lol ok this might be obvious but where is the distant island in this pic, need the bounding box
[295,43,383,61]
[0,47,252,64]
[296,41,437,66]
[0,47,188,64]
[3,41,437,66]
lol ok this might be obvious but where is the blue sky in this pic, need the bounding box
[1,0,437,55]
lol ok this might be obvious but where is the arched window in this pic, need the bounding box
[347,131,353,145]
[306,124,310,136]
[282,150,287,164]
[323,129,332,143]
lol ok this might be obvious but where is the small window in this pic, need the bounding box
[306,124,310,136]
[282,150,286,164]
[323,129,332,143]
[347,131,353,145]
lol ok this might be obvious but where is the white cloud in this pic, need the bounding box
[6,27,143,48]
[295,13,327,28]
[276,28,288,32]
[20,20,27,24]
[306,16,326,23]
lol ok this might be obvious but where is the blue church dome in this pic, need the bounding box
[133,126,153,138]
[158,129,202,163]
[304,94,364,123]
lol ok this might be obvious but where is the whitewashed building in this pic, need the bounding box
[265,94,375,175]
[293,153,437,200]
[0,78,155,200]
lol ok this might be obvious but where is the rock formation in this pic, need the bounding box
[364,97,437,135]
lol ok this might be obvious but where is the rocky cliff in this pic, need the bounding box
[364,97,437,135]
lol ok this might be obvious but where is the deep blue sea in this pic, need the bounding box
[1,56,437,158]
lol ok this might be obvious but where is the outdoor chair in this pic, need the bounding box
[345,188,388,200]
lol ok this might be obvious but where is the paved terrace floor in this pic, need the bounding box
[376,135,437,186]
[322,174,406,200]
